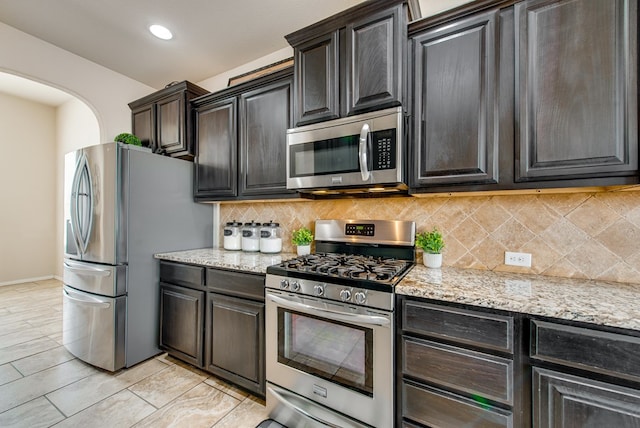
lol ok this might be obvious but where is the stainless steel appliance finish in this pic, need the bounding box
[63,142,212,371]
[265,219,415,428]
[286,107,406,195]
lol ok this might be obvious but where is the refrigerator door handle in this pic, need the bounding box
[63,288,111,309]
[63,261,112,277]
[71,153,94,255]
[69,155,83,254]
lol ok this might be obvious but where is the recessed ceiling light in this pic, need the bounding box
[149,24,173,40]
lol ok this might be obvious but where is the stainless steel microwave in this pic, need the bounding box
[286,107,407,196]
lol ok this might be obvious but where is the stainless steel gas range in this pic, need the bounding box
[265,219,416,428]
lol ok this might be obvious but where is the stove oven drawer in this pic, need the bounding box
[402,300,514,353]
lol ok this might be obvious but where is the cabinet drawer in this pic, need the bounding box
[531,320,640,382]
[403,337,513,405]
[403,300,513,353]
[206,268,264,301]
[159,261,205,288]
[403,381,513,428]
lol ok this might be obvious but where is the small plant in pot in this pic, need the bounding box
[114,132,142,146]
[416,227,445,268]
[291,226,313,256]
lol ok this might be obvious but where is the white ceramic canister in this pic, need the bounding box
[223,220,242,250]
[260,221,282,253]
[241,221,261,252]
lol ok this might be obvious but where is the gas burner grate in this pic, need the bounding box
[280,252,412,284]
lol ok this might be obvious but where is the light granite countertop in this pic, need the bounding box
[398,265,640,332]
[154,247,297,274]
[155,248,640,332]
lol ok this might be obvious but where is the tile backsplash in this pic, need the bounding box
[219,190,640,284]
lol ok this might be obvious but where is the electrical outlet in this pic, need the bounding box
[504,251,532,267]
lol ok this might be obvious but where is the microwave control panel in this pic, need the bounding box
[371,129,397,170]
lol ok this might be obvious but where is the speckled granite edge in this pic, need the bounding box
[154,248,297,274]
[156,248,640,332]
[398,265,640,331]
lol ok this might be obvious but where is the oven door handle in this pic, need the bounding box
[267,294,390,326]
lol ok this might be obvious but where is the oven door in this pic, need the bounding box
[265,289,393,428]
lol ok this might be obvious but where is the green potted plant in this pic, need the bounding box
[416,227,445,268]
[114,132,142,146]
[291,226,313,256]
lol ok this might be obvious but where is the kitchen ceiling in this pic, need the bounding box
[0,0,467,102]
[0,0,367,89]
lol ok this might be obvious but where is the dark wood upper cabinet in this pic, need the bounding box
[346,4,404,116]
[294,32,340,125]
[515,0,638,181]
[286,0,408,126]
[194,98,237,199]
[129,81,208,160]
[240,78,295,197]
[410,9,500,188]
[192,68,296,201]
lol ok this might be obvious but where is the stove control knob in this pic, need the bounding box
[339,289,352,302]
[291,281,301,292]
[354,291,367,305]
[313,284,324,296]
[279,279,289,290]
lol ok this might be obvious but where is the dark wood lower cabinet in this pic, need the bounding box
[159,282,204,367]
[205,292,265,396]
[158,261,266,397]
[533,368,640,427]
[403,381,513,428]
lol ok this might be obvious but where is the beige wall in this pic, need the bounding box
[0,22,154,143]
[0,92,57,284]
[219,190,640,285]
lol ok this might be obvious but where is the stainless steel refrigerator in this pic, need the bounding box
[63,142,212,371]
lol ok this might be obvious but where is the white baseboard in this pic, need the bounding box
[0,275,55,287]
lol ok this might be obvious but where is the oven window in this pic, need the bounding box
[290,134,360,177]
[277,308,373,396]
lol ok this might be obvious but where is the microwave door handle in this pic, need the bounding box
[358,122,371,181]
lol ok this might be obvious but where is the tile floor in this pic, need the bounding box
[0,279,270,428]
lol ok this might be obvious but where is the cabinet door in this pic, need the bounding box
[515,0,638,181]
[131,104,155,151]
[156,92,184,155]
[194,98,237,199]
[346,4,403,116]
[533,367,640,427]
[206,293,265,395]
[294,32,340,126]
[411,10,499,187]
[239,78,295,197]
[159,283,204,367]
